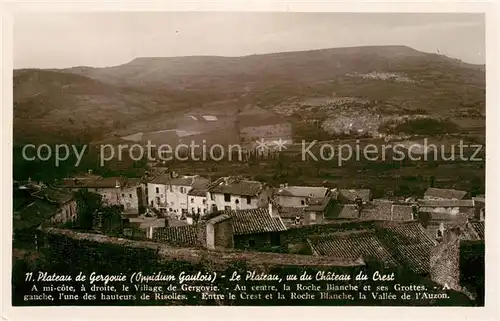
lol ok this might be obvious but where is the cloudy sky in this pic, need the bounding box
[14,12,485,68]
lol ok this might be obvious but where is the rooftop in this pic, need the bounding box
[14,199,59,230]
[424,187,468,200]
[222,208,287,235]
[460,221,485,241]
[152,225,199,247]
[275,186,329,198]
[208,177,264,197]
[308,230,399,267]
[31,187,74,205]
[45,227,365,269]
[62,177,141,189]
[150,174,207,187]
[336,189,372,202]
[418,200,474,207]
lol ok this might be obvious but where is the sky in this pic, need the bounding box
[14,12,485,69]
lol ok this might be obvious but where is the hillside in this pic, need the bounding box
[14,45,485,144]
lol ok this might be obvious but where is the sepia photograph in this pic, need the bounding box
[7,8,492,312]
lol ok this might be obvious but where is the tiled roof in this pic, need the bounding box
[362,201,392,221]
[337,189,371,202]
[308,230,399,267]
[13,199,59,230]
[460,221,485,241]
[208,177,263,197]
[391,205,415,221]
[327,204,360,219]
[419,200,474,207]
[62,177,140,189]
[187,188,207,197]
[152,225,198,247]
[187,178,210,196]
[305,196,333,212]
[423,211,469,224]
[395,244,433,275]
[223,208,287,235]
[277,207,306,218]
[207,214,231,225]
[32,187,74,204]
[374,222,437,275]
[424,188,468,200]
[151,174,207,187]
[275,186,328,198]
[376,221,437,246]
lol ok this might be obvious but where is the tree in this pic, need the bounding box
[75,190,103,230]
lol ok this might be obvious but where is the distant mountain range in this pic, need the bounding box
[13,45,485,144]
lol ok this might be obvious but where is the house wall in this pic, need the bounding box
[275,195,308,207]
[187,195,209,216]
[302,210,325,225]
[239,123,292,143]
[234,232,281,251]
[50,200,78,223]
[89,188,120,206]
[118,186,141,213]
[214,219,234,249]
[147,183,167,209]
[165,184,191,216]
[211,193,260,211]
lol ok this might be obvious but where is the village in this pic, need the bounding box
[13,160,485,304]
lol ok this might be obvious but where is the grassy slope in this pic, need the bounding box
[14,45,485,145]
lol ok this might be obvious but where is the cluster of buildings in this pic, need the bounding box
[13,169,485,302]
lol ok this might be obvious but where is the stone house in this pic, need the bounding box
[62,176,145,214]
[187,179,211,221]
[207,176,272,212]
[273,184,330,207]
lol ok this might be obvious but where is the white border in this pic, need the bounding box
[2,1,499,321]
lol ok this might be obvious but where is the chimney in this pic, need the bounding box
[284,183,288,188]
[88,169,93,174]
[268,201,273,217]
[115,179,120,188]
[148,226,153,239]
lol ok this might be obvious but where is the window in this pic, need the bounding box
[437,230,443,238]
[210,193,215,201]
[191,198,194,203]
[202,199,206,205]
[310,212,317,222]
[301,200,305,206]
[248,239,256,247]
[235,199,240,204]
[129,194,132,198]
[246,196,251,205]
[156,187,159,193]
[122,193,125,197]
[180,187,183,193]
[170,185,173,192]
[224,194,231,202]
